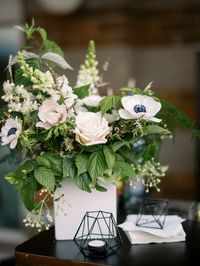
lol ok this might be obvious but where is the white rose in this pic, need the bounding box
[74,112,111,146]
[36,99,67,129]
[119,94,161,122]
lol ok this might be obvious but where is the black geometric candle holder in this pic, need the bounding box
[136,199,168,229]
[73,210,123,258]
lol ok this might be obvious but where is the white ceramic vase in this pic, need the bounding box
[53,179,117,240]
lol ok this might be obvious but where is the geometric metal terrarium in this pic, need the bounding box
[73,210,123,258]
[136,199,168,229]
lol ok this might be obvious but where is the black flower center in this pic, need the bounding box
[133,104,146,113]
[7,127,17,137]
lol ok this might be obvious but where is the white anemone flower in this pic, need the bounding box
[119,94,161,122]
[0,117,21,149]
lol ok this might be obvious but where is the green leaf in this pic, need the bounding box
[83,104,99,112]
[139,143,160,162]
[120,87,144,95]
[17,160,35,175]
[41,52,72,70]
[20,176,37,211]
[37,27,47,46]
[72,173,92,192]
[100,95,121,115]
[145,125,170,135]
[75,153,90,176]
[95,183,107,192]
[81,144,101,153]
[63,157,77,179]
[34,167,55,192]
[88,150,107,181]
[103,146,116,169]
[113,161,135,178]
[4,173,19,185]
[37,153,62,176]
[43,39,64,56]
[73,84,90,99]
[117,146,135,164]
[111,141,131,152]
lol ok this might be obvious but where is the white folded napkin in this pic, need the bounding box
[118,215,186,244]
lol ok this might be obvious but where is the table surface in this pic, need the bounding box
[15,217,200,266]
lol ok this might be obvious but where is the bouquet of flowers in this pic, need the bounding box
[0,22,199,231]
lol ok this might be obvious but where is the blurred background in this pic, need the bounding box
[1,0,200,264]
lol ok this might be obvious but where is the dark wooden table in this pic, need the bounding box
[15,218,200,266]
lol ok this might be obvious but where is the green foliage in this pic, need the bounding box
[43,39,64,56]
[15,20,64,56]
[72,172,92,193]
[144,125,170,135]
[113,161,135,178]
[100,96,122,115]
[73,84,90,99]
[88,150,108,182]
[75,153,90,176]
[4,172,19,185]
[95,183,107,192]
[103,146,116,169]
[37,153,63,177]
[34,167,55,192]
[63,157,77,179]
[20,175,37,211]
[160,99,200,138]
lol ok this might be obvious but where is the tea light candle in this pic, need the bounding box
[88,239,106,253]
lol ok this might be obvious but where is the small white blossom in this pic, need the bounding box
[73,95,103,114]
[83,95,103,107]
[104,110,120,124]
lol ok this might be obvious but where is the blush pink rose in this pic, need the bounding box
[36,99,67,129]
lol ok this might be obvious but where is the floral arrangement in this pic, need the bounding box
[0,22,199,231]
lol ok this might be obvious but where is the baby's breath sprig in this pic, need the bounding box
[23,187,53,232]
[129,158,168,193]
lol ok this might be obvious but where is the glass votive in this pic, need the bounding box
[136,198,168,229]
[87,239,107,254]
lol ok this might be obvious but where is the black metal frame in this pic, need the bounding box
[73,210,123,258]
[136,198,168,229]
